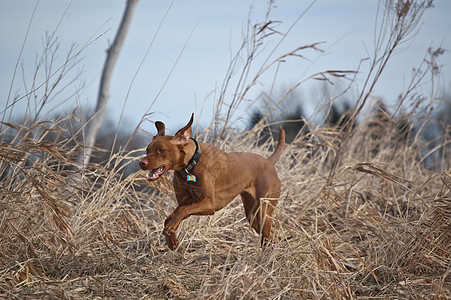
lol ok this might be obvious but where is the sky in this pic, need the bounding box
[1,0,450,134]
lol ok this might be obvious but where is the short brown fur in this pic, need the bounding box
[139,114,285,250]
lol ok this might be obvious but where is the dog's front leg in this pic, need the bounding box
[163,197,215,239]
[162,212,179,250]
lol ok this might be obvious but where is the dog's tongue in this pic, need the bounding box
[147,166,165,181]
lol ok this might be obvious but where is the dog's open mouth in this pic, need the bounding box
[147,166,166,181]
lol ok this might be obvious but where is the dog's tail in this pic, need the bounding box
[267,127,285,164]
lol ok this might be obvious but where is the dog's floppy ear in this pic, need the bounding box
[155,121,165,137]
[174,113,194,145]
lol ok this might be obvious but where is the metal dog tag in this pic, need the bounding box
[186,174,197,182]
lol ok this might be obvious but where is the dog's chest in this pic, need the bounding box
[173,172,205,203]
[186,184,204,203]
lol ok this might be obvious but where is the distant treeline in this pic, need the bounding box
[248,91,451,170]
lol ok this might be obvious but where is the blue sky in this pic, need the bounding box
[1,0,450,134]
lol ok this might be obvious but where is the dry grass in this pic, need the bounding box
[0,110,450,299]
[2,1,449,298]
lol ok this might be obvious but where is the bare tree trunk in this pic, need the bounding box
[83,0,138,167]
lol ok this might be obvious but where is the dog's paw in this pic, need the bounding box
[165,234,179,250]
[163,218,179,236]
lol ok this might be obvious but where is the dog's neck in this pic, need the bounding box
[182,138,201,173]
[175,138,201,182]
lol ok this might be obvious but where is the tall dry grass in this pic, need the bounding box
[0,106,450,299]
[1,0,450,298]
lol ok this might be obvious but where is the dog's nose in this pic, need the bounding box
[139,159,147,168]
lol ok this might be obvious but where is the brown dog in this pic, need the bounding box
[139,114,285,250]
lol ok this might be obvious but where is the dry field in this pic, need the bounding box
[1,1,449,298]
[0,111,449,299]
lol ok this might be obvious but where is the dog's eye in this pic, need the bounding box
[158,148,166,154]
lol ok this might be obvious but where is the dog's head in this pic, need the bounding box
[139,114,194,181]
